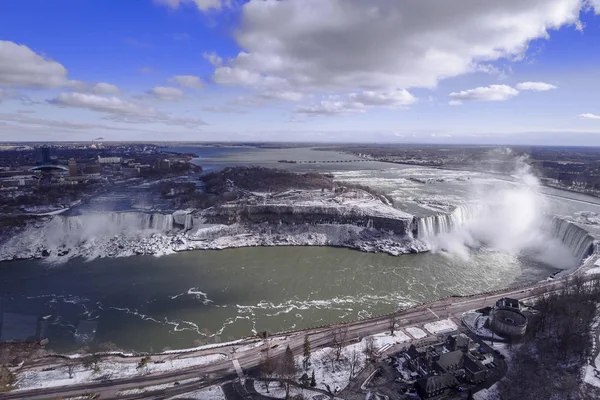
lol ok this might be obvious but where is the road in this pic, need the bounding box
[1,255,596,400]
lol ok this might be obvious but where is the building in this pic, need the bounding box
[415,373,458,399]
[448,333,474,352]
[463,353,490,384]
[98,156,122,164]
[157,159,171,169]
[491,298,527,338]
[496,297,520,311]
[35,146,51,165]
[84,164,100,175]
[68,158,78,177]
[433,350,464,373]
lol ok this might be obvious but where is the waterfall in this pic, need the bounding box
[415,205,479,239]
[184,214,193,230]
[150,214,174,231]
[172,210,194,231]
[49,212,178,236]
[549,217,596,261]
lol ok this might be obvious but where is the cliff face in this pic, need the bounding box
[202,204,411,235]
[201,188,412,235]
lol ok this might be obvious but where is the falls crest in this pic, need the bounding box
[549,217,596,262]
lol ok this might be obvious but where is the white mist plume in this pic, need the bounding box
[428,150,577,268]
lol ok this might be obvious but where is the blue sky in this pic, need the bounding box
[1,0,600,144]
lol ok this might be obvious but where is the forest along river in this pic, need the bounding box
[0,246,557,353]
[0,146,597,352]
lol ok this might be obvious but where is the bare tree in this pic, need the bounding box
[389,313,397,335]
[66,360,76,379]
[324,348,337,371]
[259,352,275,393]
[348,348,359,381]
[332,326,348,362]
[275,345,297,399]
[364,336,376,363]
[82,352,101,373]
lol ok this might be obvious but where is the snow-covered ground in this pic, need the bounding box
[168,385,226,400]
[423,319,457,334]
[254,382,323,399]
[473,384,500,400]
[118,378,200,396]
[583,311,600,389]
[15,353,226,390]
[405,327,427,339]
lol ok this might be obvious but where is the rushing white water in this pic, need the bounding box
[413,155,591,268]
[549,217,596,261]
[416,205,480,239]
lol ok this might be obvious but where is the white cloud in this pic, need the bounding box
[214,0,584,94]
[588,0,600,14]
[580,113,600,119]
[203,52,223,66]
[168,75,204,89]
[515,81,557,91]
[49,92,206,127]
[92,82,121,95]
[0,112,134,131]
[296,100,366,116]
[140,66,154,74]
[0,40,74,89]
[449,85,520,102]
[449,100,463,106]
[147,86,184,101]
[348,90,417,107]
[258,91,304,101]
[154,0,226,12]
[297,89,417,116]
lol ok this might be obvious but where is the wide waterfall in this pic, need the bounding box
[49,212,179,237]
[549,217,596,262]
[415,205,479,239]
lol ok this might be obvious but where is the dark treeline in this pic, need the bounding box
[160,167,394,209]
[495,275,600,399]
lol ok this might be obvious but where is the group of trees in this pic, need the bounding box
[496,275,600,399]
[257,327,382,399]
[259,344,302,398]
[202,167,336,194]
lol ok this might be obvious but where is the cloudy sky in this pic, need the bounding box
[1,0,600,144]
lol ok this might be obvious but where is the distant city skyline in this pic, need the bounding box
[1,1,600,144]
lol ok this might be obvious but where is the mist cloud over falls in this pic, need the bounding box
[422,153,578,268]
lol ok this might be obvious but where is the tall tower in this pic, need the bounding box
[68,158,78,177]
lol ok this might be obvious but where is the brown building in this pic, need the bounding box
[68,158,78,177]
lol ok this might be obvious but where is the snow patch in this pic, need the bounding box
[405,327,427,339]
[423,319,458,334]
[168,385,226,400]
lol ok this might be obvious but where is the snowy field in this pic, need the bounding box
[168,385,226,400]
[118,378,200,396]
[423,319,458,334]
[372,331,411,348]
[15,353,226,390]
[405,327,427,339]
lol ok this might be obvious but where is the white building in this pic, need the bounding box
[98,156,122,164]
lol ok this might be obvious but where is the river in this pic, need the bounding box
[1,146,598,352]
